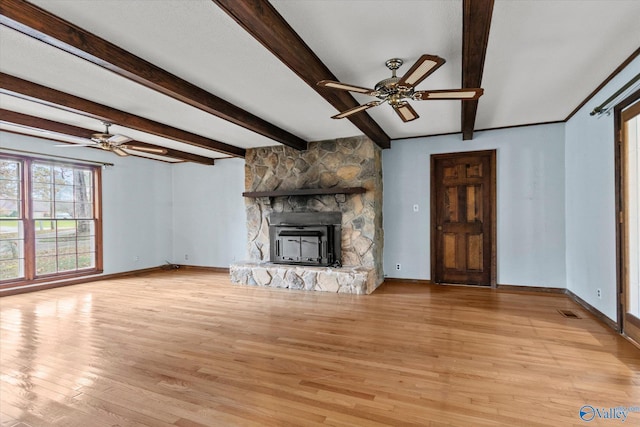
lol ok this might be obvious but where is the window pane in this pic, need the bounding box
[33,202,54,219]
[0,219,23,239]
[36,256,57,275]
[74,170,93,200]
[32,182,52,201]
[54,166,74,185]
[0,239,23,261]
[77,220,94,235]
[1,219,24,281]
[57,255,77,272]
[55,203,74,219]
[0,160,19,180]
[75,203,93,219]
[57,237,76,255]
[34,219,56,233]
[77,234,94,253]
[0,259,24,280]
[32,164,52,183]
[1,160,21,221]
[55,184,74,202]
[36,220,56,258]
[78,253,95,269]
[0,199,20,219]
[0,179,19,200]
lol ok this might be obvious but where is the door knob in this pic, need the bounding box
[437,225,443,231]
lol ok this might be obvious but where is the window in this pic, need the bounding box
[0,155,102,287]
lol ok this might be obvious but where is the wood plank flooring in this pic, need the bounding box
[1,270,639,426]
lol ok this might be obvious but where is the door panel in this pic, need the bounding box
[432,150,496,286]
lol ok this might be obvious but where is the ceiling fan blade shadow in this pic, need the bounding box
[397,54,445,88]
[318,80,377,96]
[393,102,419,122]
[123,145,168,155]
[331,101,382,119]
[413,88,484,100]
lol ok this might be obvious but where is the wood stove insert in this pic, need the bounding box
[269,212,341,267]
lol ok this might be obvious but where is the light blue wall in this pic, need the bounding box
[383,123,566,288]
[565,56,640,321]
[171,159,247,268]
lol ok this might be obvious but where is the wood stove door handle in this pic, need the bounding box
[275,240,280,256]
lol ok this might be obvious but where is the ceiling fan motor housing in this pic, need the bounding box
[375,76,415,104]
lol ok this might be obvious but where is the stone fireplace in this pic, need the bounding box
[230,135,383,294]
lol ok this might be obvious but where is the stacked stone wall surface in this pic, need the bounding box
[243,136,384,288]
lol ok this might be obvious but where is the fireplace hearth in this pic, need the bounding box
[269,212,341,267]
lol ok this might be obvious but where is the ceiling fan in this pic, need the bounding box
[318,54,484,122]
[56,122,168,157]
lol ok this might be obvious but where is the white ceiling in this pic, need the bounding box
[1,0,639,162]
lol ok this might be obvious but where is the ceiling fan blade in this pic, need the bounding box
[331,100,382,119]
[111,147,129,157]
[397,54,446,88]
[318,80,377,96]
[392,102,419,123]
[413,88,484,100]
[107,134,132,145]
[123,145,168,155]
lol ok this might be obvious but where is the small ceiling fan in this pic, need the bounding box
[56,122,168,157]
[318,54,484,122]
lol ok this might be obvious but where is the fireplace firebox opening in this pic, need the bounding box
[269,212,342,267]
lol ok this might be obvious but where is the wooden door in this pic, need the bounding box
[616,97,640,340]
[432,150,496,286]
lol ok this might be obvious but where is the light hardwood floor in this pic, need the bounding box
[1,270,639,427]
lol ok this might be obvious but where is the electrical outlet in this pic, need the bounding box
[396,263,401,270]
[596,288,602,299]
[134,255,139,262]
[185,254,189,261]
[413,204,419,212]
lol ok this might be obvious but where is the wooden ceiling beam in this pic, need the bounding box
[0,73,245,157]
[0,109,217,165]
[212,0,391,149]
[0,0,306,151]
[461,0,494,140]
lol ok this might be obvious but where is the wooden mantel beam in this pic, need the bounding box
[461,0,494,140]
[0,73,246,157]
[0,109,217,165]
[0,0,306,151]
[212,0,391,149]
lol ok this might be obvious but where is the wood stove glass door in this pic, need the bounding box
[300,236,321,262]
[281,237,300,262]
